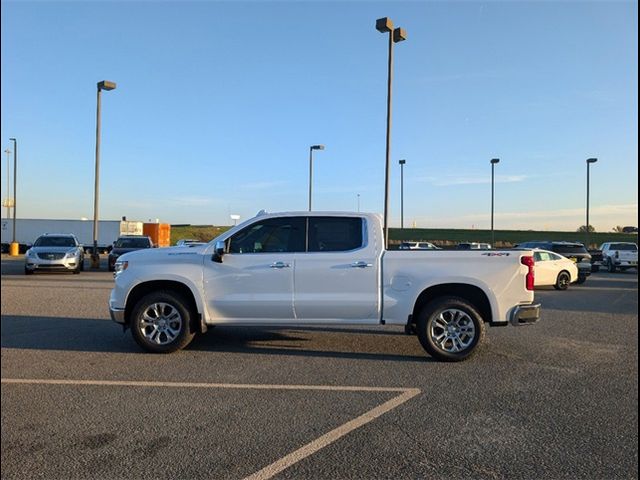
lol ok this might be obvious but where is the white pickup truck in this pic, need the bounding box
[109,212,540,361]
[600,242,638,272]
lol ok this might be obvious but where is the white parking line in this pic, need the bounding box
[1,378,420,479]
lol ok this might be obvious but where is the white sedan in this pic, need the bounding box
[533,249,579,290]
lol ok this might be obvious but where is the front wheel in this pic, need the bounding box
[416,296,485,362]
[554,271,571,290]
[576,275,587,284]
[130,291,196,353]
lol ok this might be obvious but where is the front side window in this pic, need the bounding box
[228,217,305,254]
[308,217,363,252]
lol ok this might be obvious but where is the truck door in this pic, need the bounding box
[293,216,379,323]
[202,217,305,322]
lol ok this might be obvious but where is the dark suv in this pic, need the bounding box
[108,235,153,271]
[516,241,592,283]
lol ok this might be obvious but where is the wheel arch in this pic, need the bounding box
[125,280,205,333]
[411,283,492,325]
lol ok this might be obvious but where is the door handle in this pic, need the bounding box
[350,261,373,268]
[270,261,291,269]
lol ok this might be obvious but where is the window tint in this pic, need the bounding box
[553,244,587,254]
[115,237,151,248]
[228,217,305,254]
[610,243,637,251]
[550,253,563,261]
[34,236,76,247]
[308,217,363,252]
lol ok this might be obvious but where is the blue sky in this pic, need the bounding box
[1,0,637,231]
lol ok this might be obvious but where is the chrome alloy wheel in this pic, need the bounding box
[429,308,476,353]
[139,302,183,345]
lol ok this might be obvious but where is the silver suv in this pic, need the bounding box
[24,234,84,275]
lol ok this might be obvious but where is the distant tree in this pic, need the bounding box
[577,225,596,233]
[612,226,625,233]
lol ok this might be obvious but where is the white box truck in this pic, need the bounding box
[1,219,143,253]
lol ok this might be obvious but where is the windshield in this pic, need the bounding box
[553,245,587,254]
[34,236,76,247]
[611,243,638,251]
[114,237,151,248]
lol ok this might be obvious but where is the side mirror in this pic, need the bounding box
[213,240,226,263]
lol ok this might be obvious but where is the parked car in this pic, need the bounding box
[599,242,638,272]
[24,233,84,275]
[108,235,153,271]
[532,249,579,291]
[516,241,591,283]
[587,247,603,272]
[457,242,491,250]
[109,211,540,362]
[398,241,440,250]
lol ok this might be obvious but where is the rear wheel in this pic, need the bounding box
[130,291,196,353]
[416,296,485,362]
[607,259,617,273]
[554,271,571,290]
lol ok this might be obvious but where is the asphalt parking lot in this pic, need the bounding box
[1,254,638,480]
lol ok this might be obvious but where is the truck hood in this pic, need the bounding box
[117,244,208,263]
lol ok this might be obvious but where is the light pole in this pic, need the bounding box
[3,148,10,220]
[308,145,324,211]
[376,17,407,249]
[586,158,598,248]
[490,158,500,247]
[91,80,116,268]
[357,193,361,212]
[9,138,17,254]
[399,159,406,229]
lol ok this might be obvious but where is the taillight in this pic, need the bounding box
[521,255,535,291]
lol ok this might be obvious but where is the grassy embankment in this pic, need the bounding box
[171,225,637,249]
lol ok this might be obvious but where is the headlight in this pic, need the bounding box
[114,260,128,277]
[66,250,79,258]
[26,249,36,258]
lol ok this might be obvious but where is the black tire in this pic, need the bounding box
[554,271,571,290]
[130,290,196,353]
[80,257,85,271]
[607,259,617,273]
[591,265,600,273]
[416,296,485,362]
[576,275,587,284]
[24,268,33,275]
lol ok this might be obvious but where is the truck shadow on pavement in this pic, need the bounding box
[0,315,431,363]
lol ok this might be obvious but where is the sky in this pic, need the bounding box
[1,0,637,232]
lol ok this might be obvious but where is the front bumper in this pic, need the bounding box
[110,306,126,324]
[25,256,80,271]
[509,303,541,326]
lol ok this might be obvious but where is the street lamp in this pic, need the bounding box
[308,144,325,211]
[399,159,406,229]
[91,80,116,268]
[586,158,598,248]
[3,148,10,220]
[357,193,361,212]
[9,138,17,255]
[490,158,500,247]
[376,17,407,249]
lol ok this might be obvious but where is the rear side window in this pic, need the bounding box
[308,217,363,252]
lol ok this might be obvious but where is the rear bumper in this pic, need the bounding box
[509,303,541,326]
